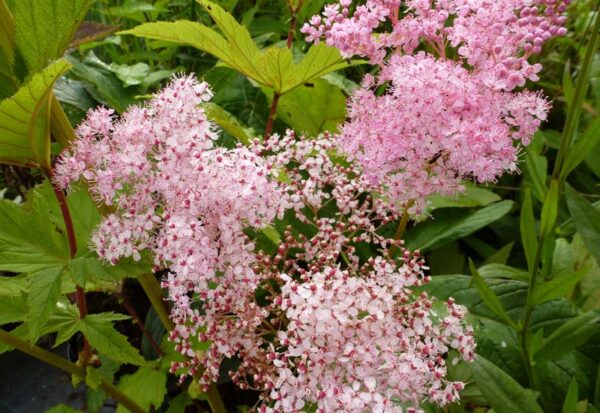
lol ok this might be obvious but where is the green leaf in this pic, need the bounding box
[534,311,600,364]
[405,200,514,251]
[0,59,71,168]
[524,150,547,202]
[478,263,529,282]
[470,355,544,413]
[520,189,538,273]
[483,242,514,265]
[116,366,167,413]
[566,186,600,266]
[0,273,27,295]
[540,179,559,238]
[27,265,64,341]
[428,183,501,210]
[0,0,15,67]
[562,378,579,413]
[45,405,81,413]
[12,0,93,74]
[166,392,193,413]
[0,294,26,324]
[78,313,147,366]
[0,191,69,272]
[271,78,346,135]
[561,116,600,179]
[202,102,253,145]
[120,1,357,94]
[109,62,151,87]
[469,260,518,329]
[533,268,587,305]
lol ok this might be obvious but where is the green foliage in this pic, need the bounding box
[11,0,93,74]
[469,355,544,413]
[0,59,70,168]
[116,366,167,413]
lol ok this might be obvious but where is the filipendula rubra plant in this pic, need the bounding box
[54,0,568,411]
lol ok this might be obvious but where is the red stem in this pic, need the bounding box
[119,291,164,356]
[48,172,90,362]
[263,92,281,141]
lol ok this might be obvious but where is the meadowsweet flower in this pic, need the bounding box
[339,53,549,214]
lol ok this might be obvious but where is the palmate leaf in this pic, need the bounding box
[27,265,64,341]
[0,190,69,273]
[120,0,358,94]
[12,0,93,74]
[0,59,70,168]
[0,0,14,67]
[116,366,167,413]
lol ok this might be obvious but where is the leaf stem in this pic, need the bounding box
[48,171,91,363]
[263,92,281,141]
[0,329,145,413]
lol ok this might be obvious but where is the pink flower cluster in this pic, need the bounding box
[303,0,569,89]
[54,76,285,376]
[303,0,564,215]
[340,53,549,214]
[56,83,475,411]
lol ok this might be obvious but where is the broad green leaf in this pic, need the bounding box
[0,191,69,272]
[166,392,193,413]
[540,179,559,238]
[470,355,544,413]
[475,319,526,383]
[428,183,501,210]
[405,200,514,251]
[120,20,264,85]
[27,265,64,341]
[271,78,347,135]
[0,59,70,167]
[0,0,14,66]
[79,313,147,366]
[0,273,27,295]
[120,1,356,94]
[67,256,149,286]
[469,260,518,329]
[533,268,587,305]
[202,102,253,145]
[562,378,579,413]
[0,294,26,324]
[116,366,167,413]
[534,311,600,364]
[12,0,93,74]
[109,62,151,87]
[561,116,600,179]
[520,189,538,273]
[566,186,600,266]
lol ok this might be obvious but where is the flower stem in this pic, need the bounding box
[48,172,91,363]
[0,329,145,413]
[263,92,281,141]
[137,272,174,331]
[388,210,410,257]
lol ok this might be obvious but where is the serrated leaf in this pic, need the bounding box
[116,366,167,413]
[0,294,26,324]
[27,265,64,341]
[470,355,544,413]
[12,0,93,74]
[0,273,27,295]
[520,189,538,273]
[0,191,69,272]
[566,186,600,266]
[0,59,70,167]
[405,200,514,251]
[534,311,600,364]
[79,313,146,366]
[120,0,357,94]
[202,102,253,145]
[469,260,518,329]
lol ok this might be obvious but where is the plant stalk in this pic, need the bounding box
[0,329,145,413]
[263,92,281,141]
[388,210,410,257]
[137,272,174,331]
[49,172,91,363]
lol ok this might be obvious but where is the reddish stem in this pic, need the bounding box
[119,290,164,356]
[263,92,281,141]
[48,172,90,362]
